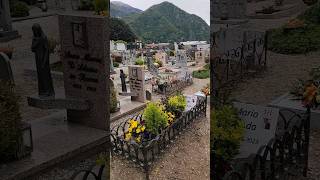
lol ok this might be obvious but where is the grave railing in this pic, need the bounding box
[212,32,268,104]
[110,95,207,179]
[216,107,311,180]
[156,79,193,95]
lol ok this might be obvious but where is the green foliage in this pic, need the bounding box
[192,69,210,79]
[93,0,108,13]
[109,79,118,113]
[154,59,163,67]
[11,1,29,17]
[268,24,320,54]
[135,58,144,65]
[0,81,22,162]
[211,105,245,162]
[167,95,187,112]
[78,0,94,10]
[123,1,209,42]
[110,18,136,42]
[298,2,320,24]
[143,102,168,135]
[113,62,119,68]
[110,1,142,18]
[269,3,320,54]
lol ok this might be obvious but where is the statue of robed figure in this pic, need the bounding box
[31,23,55,98]
[120,69,127,92]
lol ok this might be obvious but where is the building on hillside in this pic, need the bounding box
[110,40,127,51]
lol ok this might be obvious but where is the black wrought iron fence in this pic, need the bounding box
[110,96,207,179]
[155,79,193,95]
[213,32,268,83]
[214,107,311,180]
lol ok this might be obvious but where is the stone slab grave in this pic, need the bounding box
[269,93,320,129]
[4,13,111,180]
[28,13,110,130]
[211,0,248,24]
[119,65,146,103]
[0,52,14,83]
[233,102,280,159]
[0,111,109,180]
[0,0,20,42]
[175,50,188,68]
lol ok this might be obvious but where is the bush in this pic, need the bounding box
[154,59,163,67]
[167,95,187,113]
[192,69,210,79]
[11,1,29,18]
[143,102,168,135]
[299,2,320,24]
[113,62,119,68]
[211,105,244,163]
[135,58,144,65]
[0,81,23,162]
[109,79,118,113]
[94,0,108,15]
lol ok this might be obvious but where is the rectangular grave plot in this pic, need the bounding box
[111,96,207,171]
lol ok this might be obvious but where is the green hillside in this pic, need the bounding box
[122,1,209,43]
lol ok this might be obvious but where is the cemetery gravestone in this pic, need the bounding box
[0,0,20,42]
[175,50,188,68]
[233,102,279,158]
[59,14,109,130]
[128,65,146,103]
[185,95,198,111]
[0,52,14,83]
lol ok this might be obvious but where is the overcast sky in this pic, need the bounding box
[111,0,210,25]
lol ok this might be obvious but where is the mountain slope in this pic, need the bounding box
[110,1,142,18]
[122,1,209,43]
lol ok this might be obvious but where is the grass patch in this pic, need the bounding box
[192,64,210,79]
[268,24,320,54]
[268,3,320,54]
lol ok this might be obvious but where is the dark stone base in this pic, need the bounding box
[0,30,21,42]
[27,95,90,110]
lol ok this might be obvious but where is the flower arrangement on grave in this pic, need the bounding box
[211,105,245,179]
[124,95,186,144]
[124,118,146,143]
[291,66,320,108]
[302,80,320,107]
[201,84,210,96]
[165,94,187,117]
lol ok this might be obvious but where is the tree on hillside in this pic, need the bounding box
[111,17,137,42]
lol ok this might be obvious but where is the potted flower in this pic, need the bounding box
[211,105,245,179]
[302,80,320,108]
